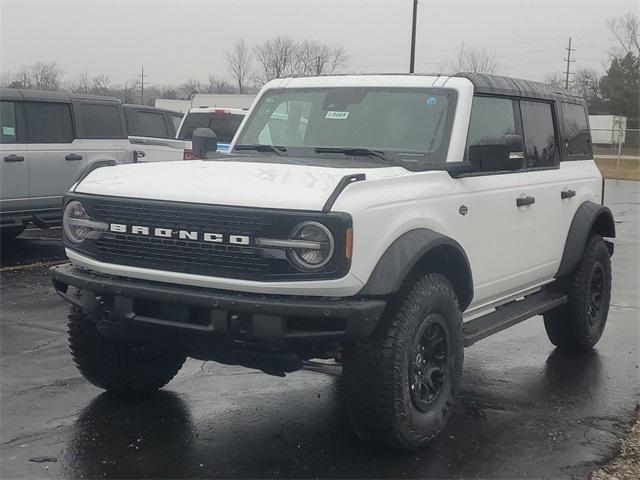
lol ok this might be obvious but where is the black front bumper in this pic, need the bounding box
[50,264,386,350]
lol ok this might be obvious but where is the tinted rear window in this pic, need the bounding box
[562,102,592,158]
[177,112,244,142]
[129,110,168,138]
[24,101,74,143]
[80,104,125,139]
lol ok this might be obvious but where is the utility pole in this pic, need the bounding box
[409,0,418,73]
[139,66,145,105]
[563,37,575,89]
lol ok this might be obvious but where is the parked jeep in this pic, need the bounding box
[50,74,614,450]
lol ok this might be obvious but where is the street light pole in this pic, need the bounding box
[409,0,418,73]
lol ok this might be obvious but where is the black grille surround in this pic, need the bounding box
[65,194,352,281]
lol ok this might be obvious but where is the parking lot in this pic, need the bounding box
[1,179,638,479]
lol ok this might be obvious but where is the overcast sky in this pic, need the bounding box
[1,0,637,87]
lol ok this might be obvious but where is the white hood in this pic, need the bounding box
[75,159,409,211]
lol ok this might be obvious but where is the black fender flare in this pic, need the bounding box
[359,228,474,311]
[556,201,615,277]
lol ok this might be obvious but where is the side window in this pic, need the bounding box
[562,102,592,158]
[0,101,18,143]
[466,96,517,152]
[520,101,558,168]
[24,101,74,143]
[136,111,168,138]
[80,104,125,139]
[169,114,183,135]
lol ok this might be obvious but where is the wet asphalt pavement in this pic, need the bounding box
[1,180,638,479]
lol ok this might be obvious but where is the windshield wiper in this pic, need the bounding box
[314,146,391,163]
[234,144,287,156]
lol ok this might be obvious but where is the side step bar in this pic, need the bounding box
[463,290,568,347]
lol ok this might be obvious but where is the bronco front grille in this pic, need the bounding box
[68,194,351,281]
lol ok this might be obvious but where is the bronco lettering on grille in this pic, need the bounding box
[109,223,250,245]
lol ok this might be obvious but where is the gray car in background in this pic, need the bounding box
[0,89,136,240]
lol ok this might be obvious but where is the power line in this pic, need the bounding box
[139,66,145,104]
[563,37,575,88]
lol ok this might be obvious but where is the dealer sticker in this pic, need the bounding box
[325,111,349,120]
[2,126,15,136]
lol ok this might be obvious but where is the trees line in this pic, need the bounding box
[1,12,637,119]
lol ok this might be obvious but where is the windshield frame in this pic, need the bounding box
[232,86,458,171]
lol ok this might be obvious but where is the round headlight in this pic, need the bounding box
[288,221,334,270]
[63,200,91,244]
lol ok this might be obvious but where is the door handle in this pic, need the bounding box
[65,153,83,161]
[4,154,24,162]
[516,196,535,207]
[561,189,576,199]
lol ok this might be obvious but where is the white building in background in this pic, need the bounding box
[589,115,627,145]
[156,94,256,113]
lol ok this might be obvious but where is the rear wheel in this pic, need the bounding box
[544,234,612,351]
[68,306,186,395]
[342,273,463,450]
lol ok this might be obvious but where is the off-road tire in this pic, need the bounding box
[342,273,464,451]
[68,306,186,394]
[544,234,612,351]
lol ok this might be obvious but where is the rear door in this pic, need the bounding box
[0,99,29,213]
[24,101,86,211]
[516,99,564,279]
[76,102,131,164]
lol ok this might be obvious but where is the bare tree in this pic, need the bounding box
[31,62,61,90]
[207,75,235,93]
[71,72,92,93]
[253,36,297,82]
[181,79,204,98]
[607,12,640,57]
[227,38,252,93]
[452,43,498,74]
[294,40,347,75]
[91,75,112,96]
[572,68,601,101]
[543,72,565,89]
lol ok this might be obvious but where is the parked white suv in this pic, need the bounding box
[0,89,136,239]
[51,74,615,451]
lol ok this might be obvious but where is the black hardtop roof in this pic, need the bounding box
[122,103,183,115]
[0,87,121,103]
[453,72,582,102]
[285,72,584,103]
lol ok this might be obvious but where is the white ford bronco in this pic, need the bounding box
[50,73,615,450]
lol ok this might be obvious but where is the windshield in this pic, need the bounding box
[178,112,245,142]
[234,87,457,166]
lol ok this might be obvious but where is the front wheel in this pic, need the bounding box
[544,234,612,351]
[68,306,186,395]
[342,273,463,451]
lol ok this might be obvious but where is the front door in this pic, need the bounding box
[0,100,29,213]
[24,101,86,211]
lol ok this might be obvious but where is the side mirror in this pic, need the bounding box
[469,135,524,172]
[192,128,218,159]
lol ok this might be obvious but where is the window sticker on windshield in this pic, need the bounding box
[2,126,15,136]
[325,111,349,120]
[426,97,437,106]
